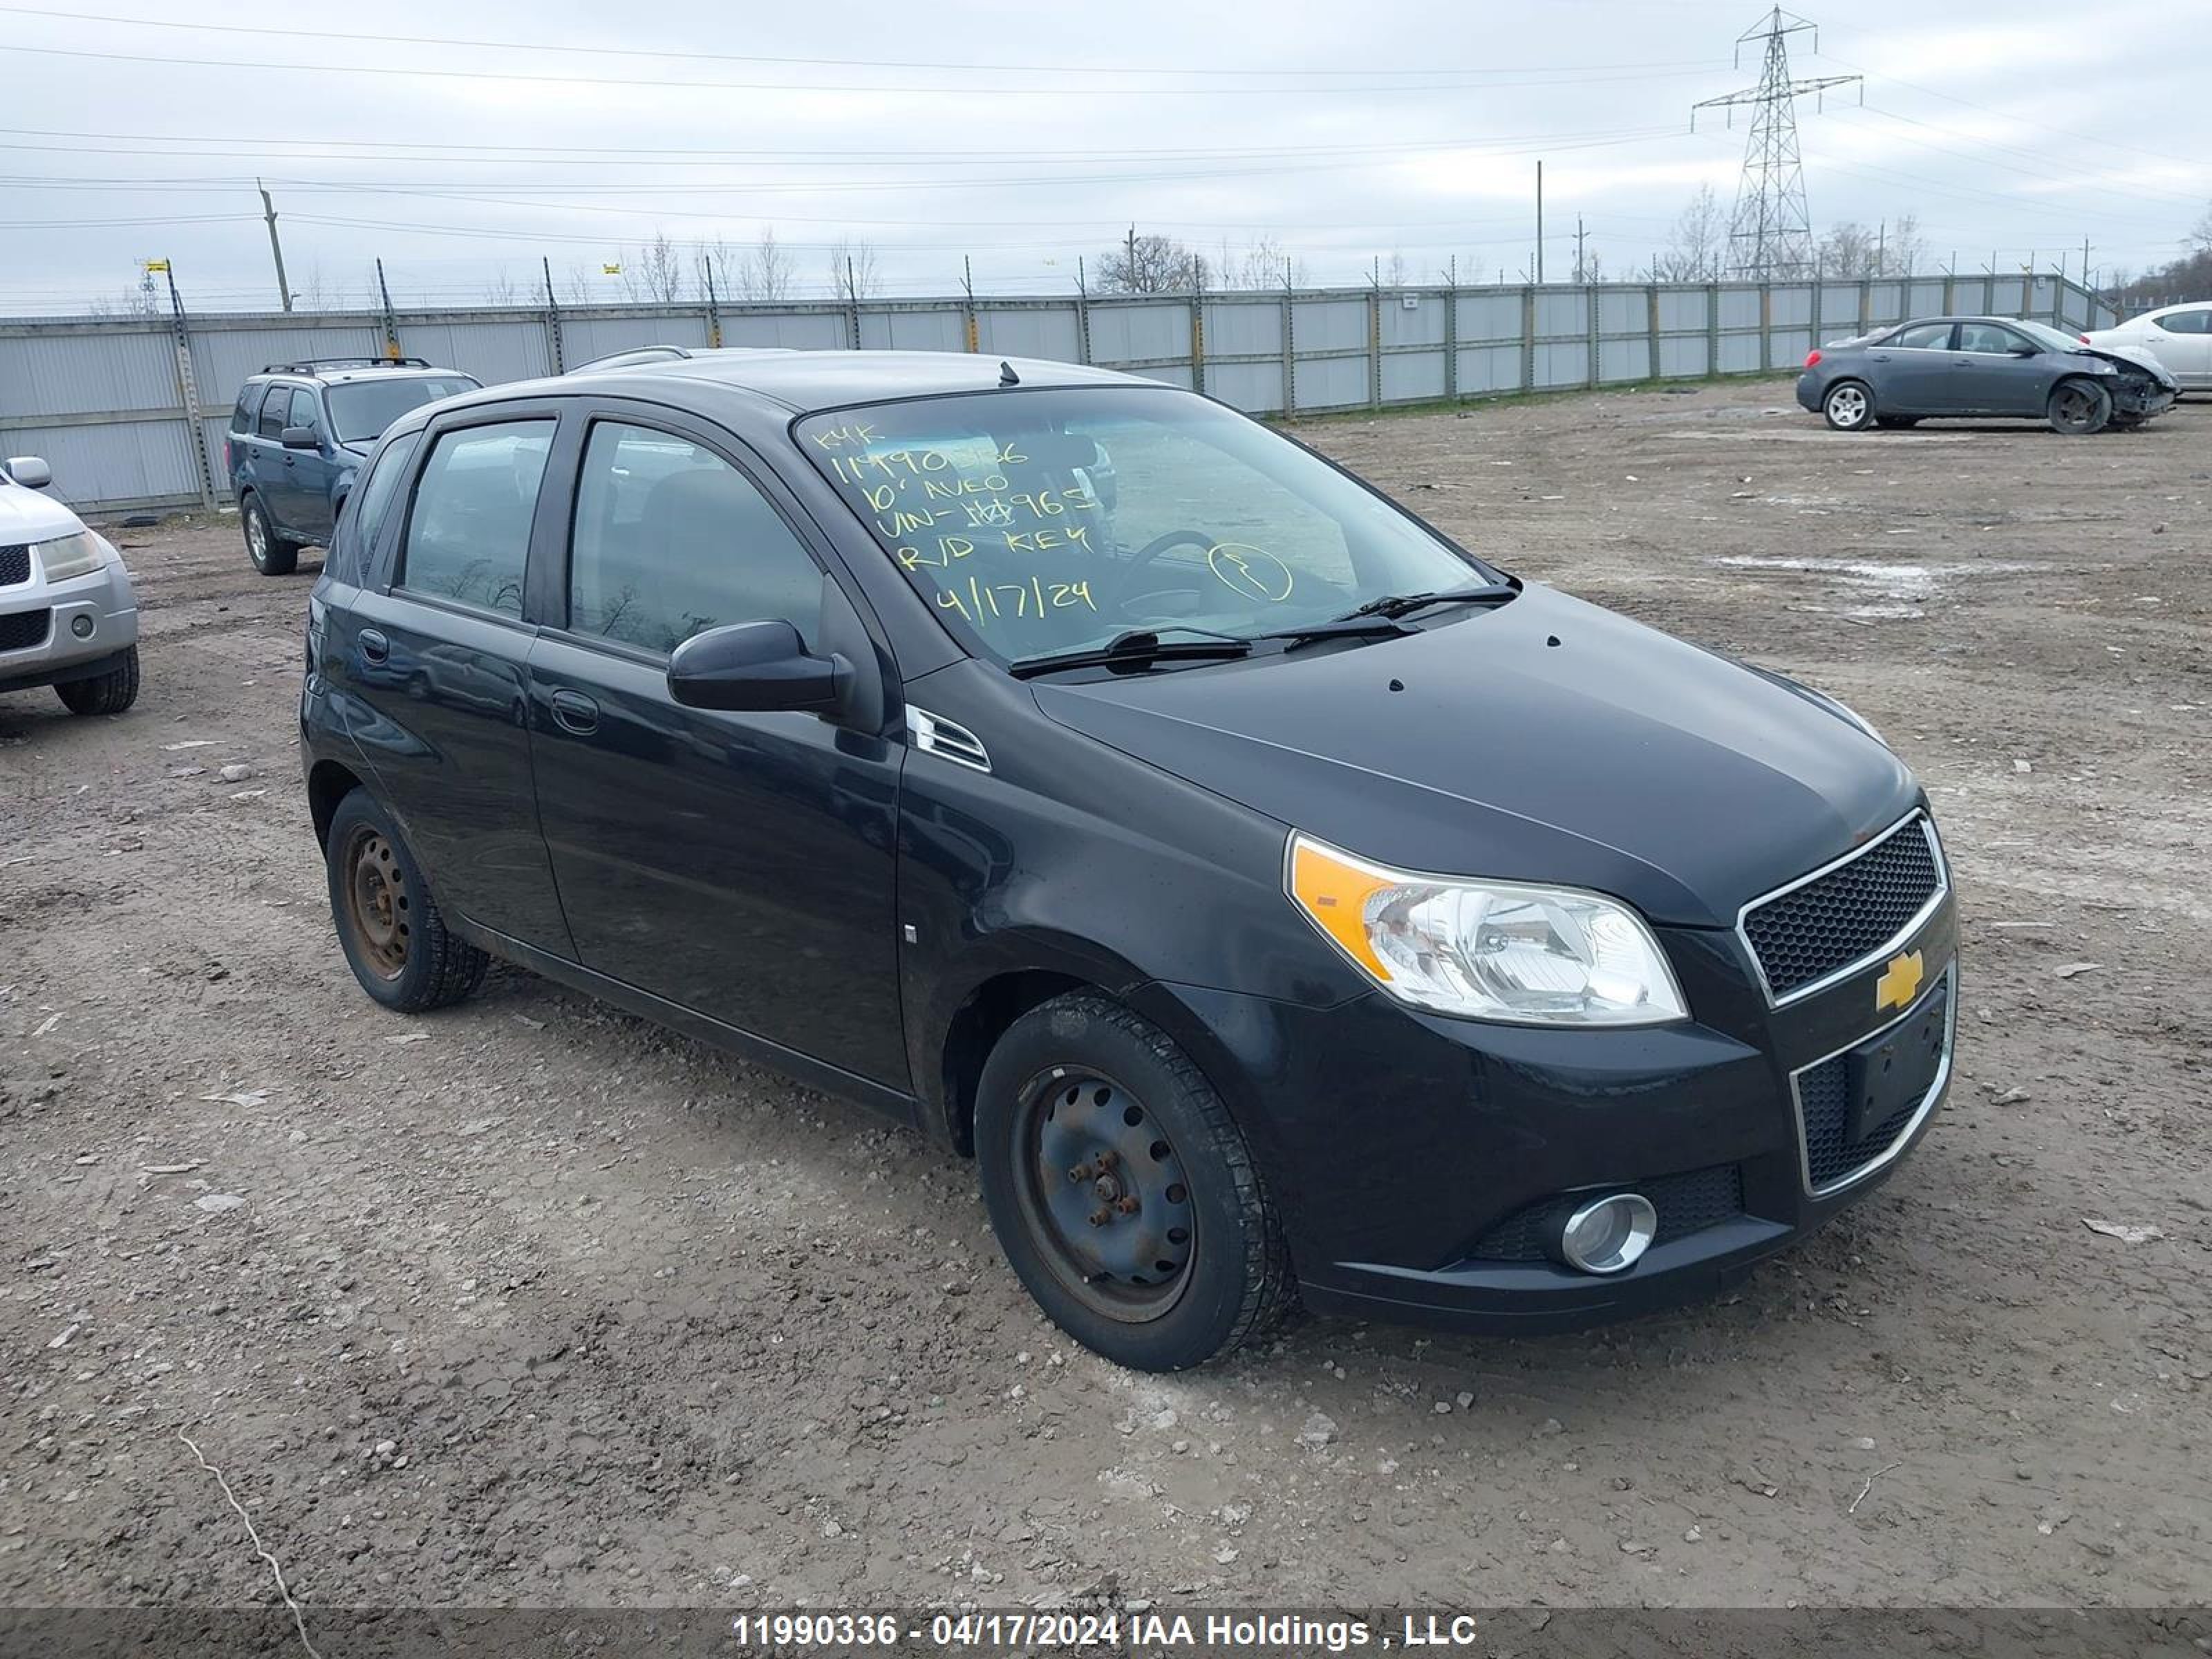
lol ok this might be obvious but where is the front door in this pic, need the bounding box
[525,411,908,1088]
[337,407,575,955]
[270,386,339,541]
[2148,308,2212,387]
[1952,321,2048,415]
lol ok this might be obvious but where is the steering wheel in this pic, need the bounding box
[1112,528,1218,617]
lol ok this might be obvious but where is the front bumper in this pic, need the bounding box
[0,554,139,693]
[1145,883,1958,1335]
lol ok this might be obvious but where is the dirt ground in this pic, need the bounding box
[3,376,2208,1619]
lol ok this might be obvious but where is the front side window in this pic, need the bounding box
[326,375,480,445]
[398,419,554,619]
[256,386,292,439]
[287,386,324,438]
[796,387,1489,666]
[568,422,823,653]
[1893,322,1953,350]
[1956,322,2023,355]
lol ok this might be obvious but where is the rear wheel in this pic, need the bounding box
[974,993,1293,1371]
[243,494,299,576]
[2047,379,2112,435]
[325,789,487,1012]
[1822,381,1874,431]
[55,646,140,716]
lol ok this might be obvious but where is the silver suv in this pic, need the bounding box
[0,456,142,715]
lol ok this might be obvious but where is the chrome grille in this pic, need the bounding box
[1741,815,1944,1002]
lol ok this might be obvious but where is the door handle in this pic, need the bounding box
[550,688,599,735]
[358,628,388,664]
[1871,353,1891,362]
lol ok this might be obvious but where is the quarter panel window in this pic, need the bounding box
[229,387,261,433]
[1893,323,1953,350]
[567,421,823,653]
[398,419,554,619]
[341,431,422,583]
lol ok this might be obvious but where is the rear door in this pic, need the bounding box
[1870,322,1956,412]
[239,379,294,521]
[524,405,908,1087]
[337,402,577,957]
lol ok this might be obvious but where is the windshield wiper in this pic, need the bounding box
[1334,583,1519,623]
[1008,626,1254,679]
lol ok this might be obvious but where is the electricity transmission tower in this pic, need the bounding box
[1691,9,1860,279]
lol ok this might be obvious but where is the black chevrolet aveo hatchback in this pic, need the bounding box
[301,349,1957,1371]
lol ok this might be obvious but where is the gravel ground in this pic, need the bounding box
[3,377,2208,1617]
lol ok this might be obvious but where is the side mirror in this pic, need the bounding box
[5,455,53,489]
[667,619,848,713]
[281,426,321,451]
[2010,344,2040,356]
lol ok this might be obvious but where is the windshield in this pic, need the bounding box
[326,375,478,444]
[796,386,1492,665]
[2015,320,2089,353]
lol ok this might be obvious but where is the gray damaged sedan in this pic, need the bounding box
[1797,316,2177,435]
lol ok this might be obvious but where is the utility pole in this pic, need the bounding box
[373,258,400,359]
[1691,8,1861,279]
[542,256,564,372]
[1875,218,1885,275]
[1574,216,1588,283]
[256,179,292,312]
[1535,160,1545,284]
[1126,224,1139,290]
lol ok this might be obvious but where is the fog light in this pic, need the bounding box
[1557,1192,1656,1275]
[71,615,94,639]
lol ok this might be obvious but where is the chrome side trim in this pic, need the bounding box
[1789,963,1957,1199]
[906,706,991,774]
[1737,810,1949,1008]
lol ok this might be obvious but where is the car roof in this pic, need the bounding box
[518,348,1150,415]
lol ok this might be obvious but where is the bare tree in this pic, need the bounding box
[482,266,519,306]
[562,263,598,306]
[748,227,794,301]
[1098,228,1207,294]
[828,237,881,301]
[1382,250,1409,288]
[292,261,347,311]
[1217,234,1304,290]
[618,232,686,303]
[1648,184,1726,282]
[1816,215,1929,279]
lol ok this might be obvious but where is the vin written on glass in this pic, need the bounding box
[807,419,1105,629]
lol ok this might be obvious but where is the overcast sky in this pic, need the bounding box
[3,0,2207,315]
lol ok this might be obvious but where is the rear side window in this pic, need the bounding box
[230,386,263,433]
[398,420,554,619]
[338,431,422,583]
[568,422,823,653]
[1893,323,1953,350]
[2154,310,2211,335]
[256,386,292,439]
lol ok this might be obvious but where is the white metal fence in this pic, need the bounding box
[1,274,2119,515]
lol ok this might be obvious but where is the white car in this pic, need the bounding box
[2086,302,2212,391]
[0,456,142,715]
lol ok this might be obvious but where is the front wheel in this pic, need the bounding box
[55,646,140,716]
[243,494,299,576]
[1822,381,1874,431]
[974,993,1294,1371]
[2047,379,2112,435]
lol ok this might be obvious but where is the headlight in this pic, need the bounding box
[1287,835,1687,1027]
[34,531,107,582]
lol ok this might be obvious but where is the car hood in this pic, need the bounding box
[0,481,88,542]
[2075,343,2177,387]
[1030,585,1920,929]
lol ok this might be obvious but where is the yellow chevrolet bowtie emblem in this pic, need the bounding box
[1875,950,1924,1013]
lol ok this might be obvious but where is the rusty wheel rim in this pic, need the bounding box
[340,827,410,980]
[1013,1067,1194,1324]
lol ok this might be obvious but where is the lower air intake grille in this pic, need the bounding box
[0,608,51,652]
[1466,1163,1745,1264]
[0,544,28,587]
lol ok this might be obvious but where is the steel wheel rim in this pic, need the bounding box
[246,508,268,568]
[1828,386,1866,426]
[2054,386,2094,429]
[1013,1067,1194,1324]
[339,827,410,980]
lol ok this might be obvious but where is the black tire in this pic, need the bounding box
[1875,415,1921,429]
[2047,378,2112,435]
[973,992,1294,1371]
[55,645,140,716]
[324,789,488,1013]
[1821,380,1875,431]
[242,492,300,577]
